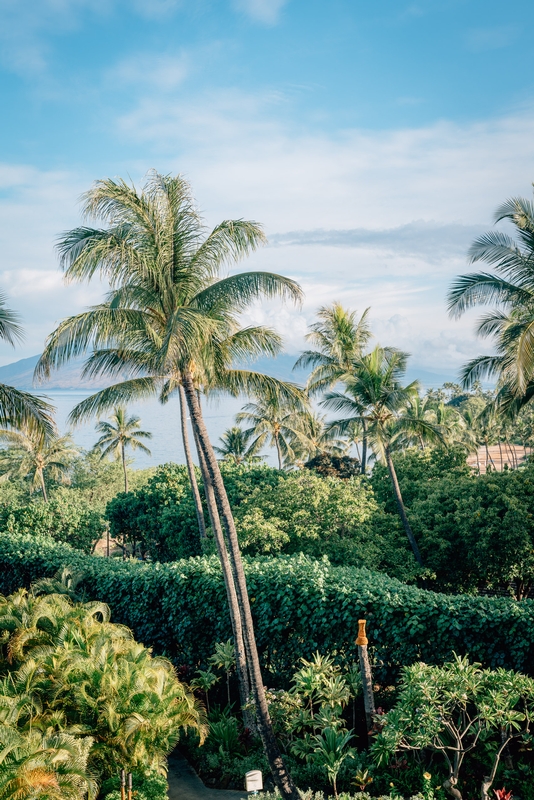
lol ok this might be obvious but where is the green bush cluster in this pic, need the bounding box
[105,462,416,579]
[1,532,533,684]
[0,584,204,800]
[0,486,106,553]
[372,447,534,598]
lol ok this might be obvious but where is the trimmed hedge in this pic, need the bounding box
[1,532,534,683]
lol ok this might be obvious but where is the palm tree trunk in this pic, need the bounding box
[384,445,423,566]
[193,426,254,731]
[121,442,128,493]
[361,419,368,475]
[182,371,298,800]
[38,469,48,503]
[274,432,283,470]
[178,384,207,541]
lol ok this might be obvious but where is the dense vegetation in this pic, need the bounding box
[3,178,534,798]
[0,581,205,800]
[1,532,533,687]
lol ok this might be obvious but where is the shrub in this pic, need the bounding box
[233,471,410,575]
[372,655,534,800]
[412,466,534,599]
[0,487,106,552]
[1,533,534,685]
[0,585,205,798]
[106,462,414,576]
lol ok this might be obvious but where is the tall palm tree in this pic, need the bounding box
[35,171,301,799]
[295,304,372,472]
[448,191,534,409]
[93,407,152,492]
[214,426,264,464]
[0,292,54,438]
[324,346,444,566]
[0,429,77,502]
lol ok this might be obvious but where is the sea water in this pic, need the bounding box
[45,391,247,468]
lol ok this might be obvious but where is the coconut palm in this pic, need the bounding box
[236,391,309,469]
[324,346,444,566]
[93,407,152,492]
[286,411,346,464]
[35,171,302,799]
[296,303,372,392]
[0,429,77,502]
[0,292,54,439]
[295,304,372,472]
[448,191,534,409]
[214,426,264,465]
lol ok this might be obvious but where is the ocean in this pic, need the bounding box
[46,390,249,468]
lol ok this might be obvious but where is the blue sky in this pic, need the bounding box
[1,0,534,381]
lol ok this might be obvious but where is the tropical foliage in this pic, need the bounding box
[0,582,205,800]
[1,533,534,690]
[93,407,152,492]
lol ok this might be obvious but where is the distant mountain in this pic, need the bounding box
[0,352,458,391]
[0,355,117,390]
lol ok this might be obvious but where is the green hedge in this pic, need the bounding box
[1,532,533,683]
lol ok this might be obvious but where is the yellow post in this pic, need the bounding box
[356,620,375,735]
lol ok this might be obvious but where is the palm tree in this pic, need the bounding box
[214,426,264,464]
[324,346,444,566]
[35,171,301,799]
[0,429,77,502]
[295,304,372,472]
[286,411,346,464]
[237,391,309,469]
[0,292,54,438]
[448,191,534,408]
[93,407,152,492]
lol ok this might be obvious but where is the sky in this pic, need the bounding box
[1,0,534,382]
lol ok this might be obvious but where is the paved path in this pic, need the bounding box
[167,751,247,800]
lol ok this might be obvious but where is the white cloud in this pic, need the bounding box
[110,53,189,92]
[232,0,288,24]
[0,164,103,364]
[3,90,533,379]
[117,91,534,232]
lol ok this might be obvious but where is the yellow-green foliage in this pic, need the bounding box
[0,585,206,799]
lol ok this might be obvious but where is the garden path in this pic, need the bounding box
[167,752,246,800]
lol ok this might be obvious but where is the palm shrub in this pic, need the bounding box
[0,584,206,796]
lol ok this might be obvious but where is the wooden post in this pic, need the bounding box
[356,620,375,734]
[120,770,126,800]
[127,772,132,800]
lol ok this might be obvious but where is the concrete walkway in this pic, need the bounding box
[167,751,247,800]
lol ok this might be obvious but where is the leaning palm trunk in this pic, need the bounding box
[384,444,423,566]
[178,385,207,541]
[193,429,254,731]
[183,371,297,800]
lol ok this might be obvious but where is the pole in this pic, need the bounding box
[127,773,132,800]
[356,619,375,735]
[120,770,125,800]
